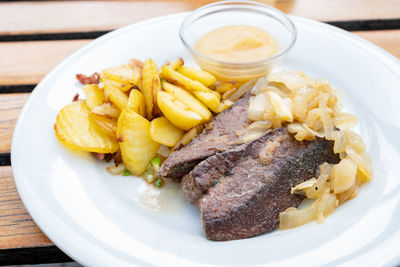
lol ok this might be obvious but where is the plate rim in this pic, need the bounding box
[11,11,400,266]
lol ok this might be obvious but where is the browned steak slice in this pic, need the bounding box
[157,93,251,180]
[198,128,339,241]
[182,137,256,206]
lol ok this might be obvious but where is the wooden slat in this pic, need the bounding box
[0,40,90,85]
[1,31,400,87]
[1,0,400,35]
[0,94,30,154]
[354,30,400,58]
[0,166,51,249]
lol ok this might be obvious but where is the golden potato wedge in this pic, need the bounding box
[129,58,144,69]
[172,124,204,150]
[152,75,162,117]
[166,58,184,70]
[161,65,220,99]
[216,81,238,94]
[192,90,221,113]
[141,58,160,120]
[157,91,203,130]
[161,65,221,112]
[91,102,120,119]
[102,64,140,91]
[89,113,118,138]
[127,89,146,117]
[54,100,119,153]
[177,66,216,87]
[222,87,237,100]
[82,84,105,110]
[103,79,128,110]
[117,109,160,175]
[150,117,184,147]
[162,81,212,121]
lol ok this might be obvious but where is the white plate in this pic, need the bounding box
[12,13,400,267]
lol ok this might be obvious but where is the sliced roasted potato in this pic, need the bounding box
[54,100,119,153]
[177,66,216,87]
[117,109,160,175]
[172,124,204,150]
[166,58,184,70]
[150,117,184,147]
[216,81,238,94]
[157,91,203,130]
[91,102,120,119]
[161,65,221,112]
[103,79,128,110]
[192,90,221,113]
[127,89,146,117]
[142,58,160,120]
[162,81,211,121]
[152,75,162,117]
[82,84,105,110]
[102,64,140,91]
[89,113,118,138]
[129,58,144,69]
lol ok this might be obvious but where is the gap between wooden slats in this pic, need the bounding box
[1,0,400,35]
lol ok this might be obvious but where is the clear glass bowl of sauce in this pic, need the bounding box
[180,0,297,83]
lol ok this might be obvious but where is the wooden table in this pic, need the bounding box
[1,0,399,265]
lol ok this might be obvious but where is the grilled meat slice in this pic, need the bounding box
[193,128,338,241]
[157,93,251,179]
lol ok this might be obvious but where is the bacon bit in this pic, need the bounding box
[118,134,124,142]
[121,83,126,87]
[114,150,122,166]
[92,152,105,160]
[76,72,100,85]
[129,59,144,69]
[72,93,80,102]
[103,153,114,162]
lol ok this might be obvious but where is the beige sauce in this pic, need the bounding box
[195,25,280,63]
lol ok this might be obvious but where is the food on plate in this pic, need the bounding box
[54,55,371,239]
[82,84,105,109]
[55,58,229,187]
[161,81,212,121]
[103,79,129,110]
[150,117,184,147]
[76,72,100,84]
[195,25,280,63]
[89,113,118,138]
[158,93,251,179]
[171,125,204,151]
[142,58,161,120]
[54,100,119,153]
[126,89,146,117]
[161,65,221,113]
[177,66,216,87]
[159,69,371,239]
[183,128,338,240]
[193,25,281,82]
[117,109,160,175]
[157,91,203,130]
[215,81,238,94]
[91,102,120,118]
[102,64,141,92]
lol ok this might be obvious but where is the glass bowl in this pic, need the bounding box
[180,0,297,83]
